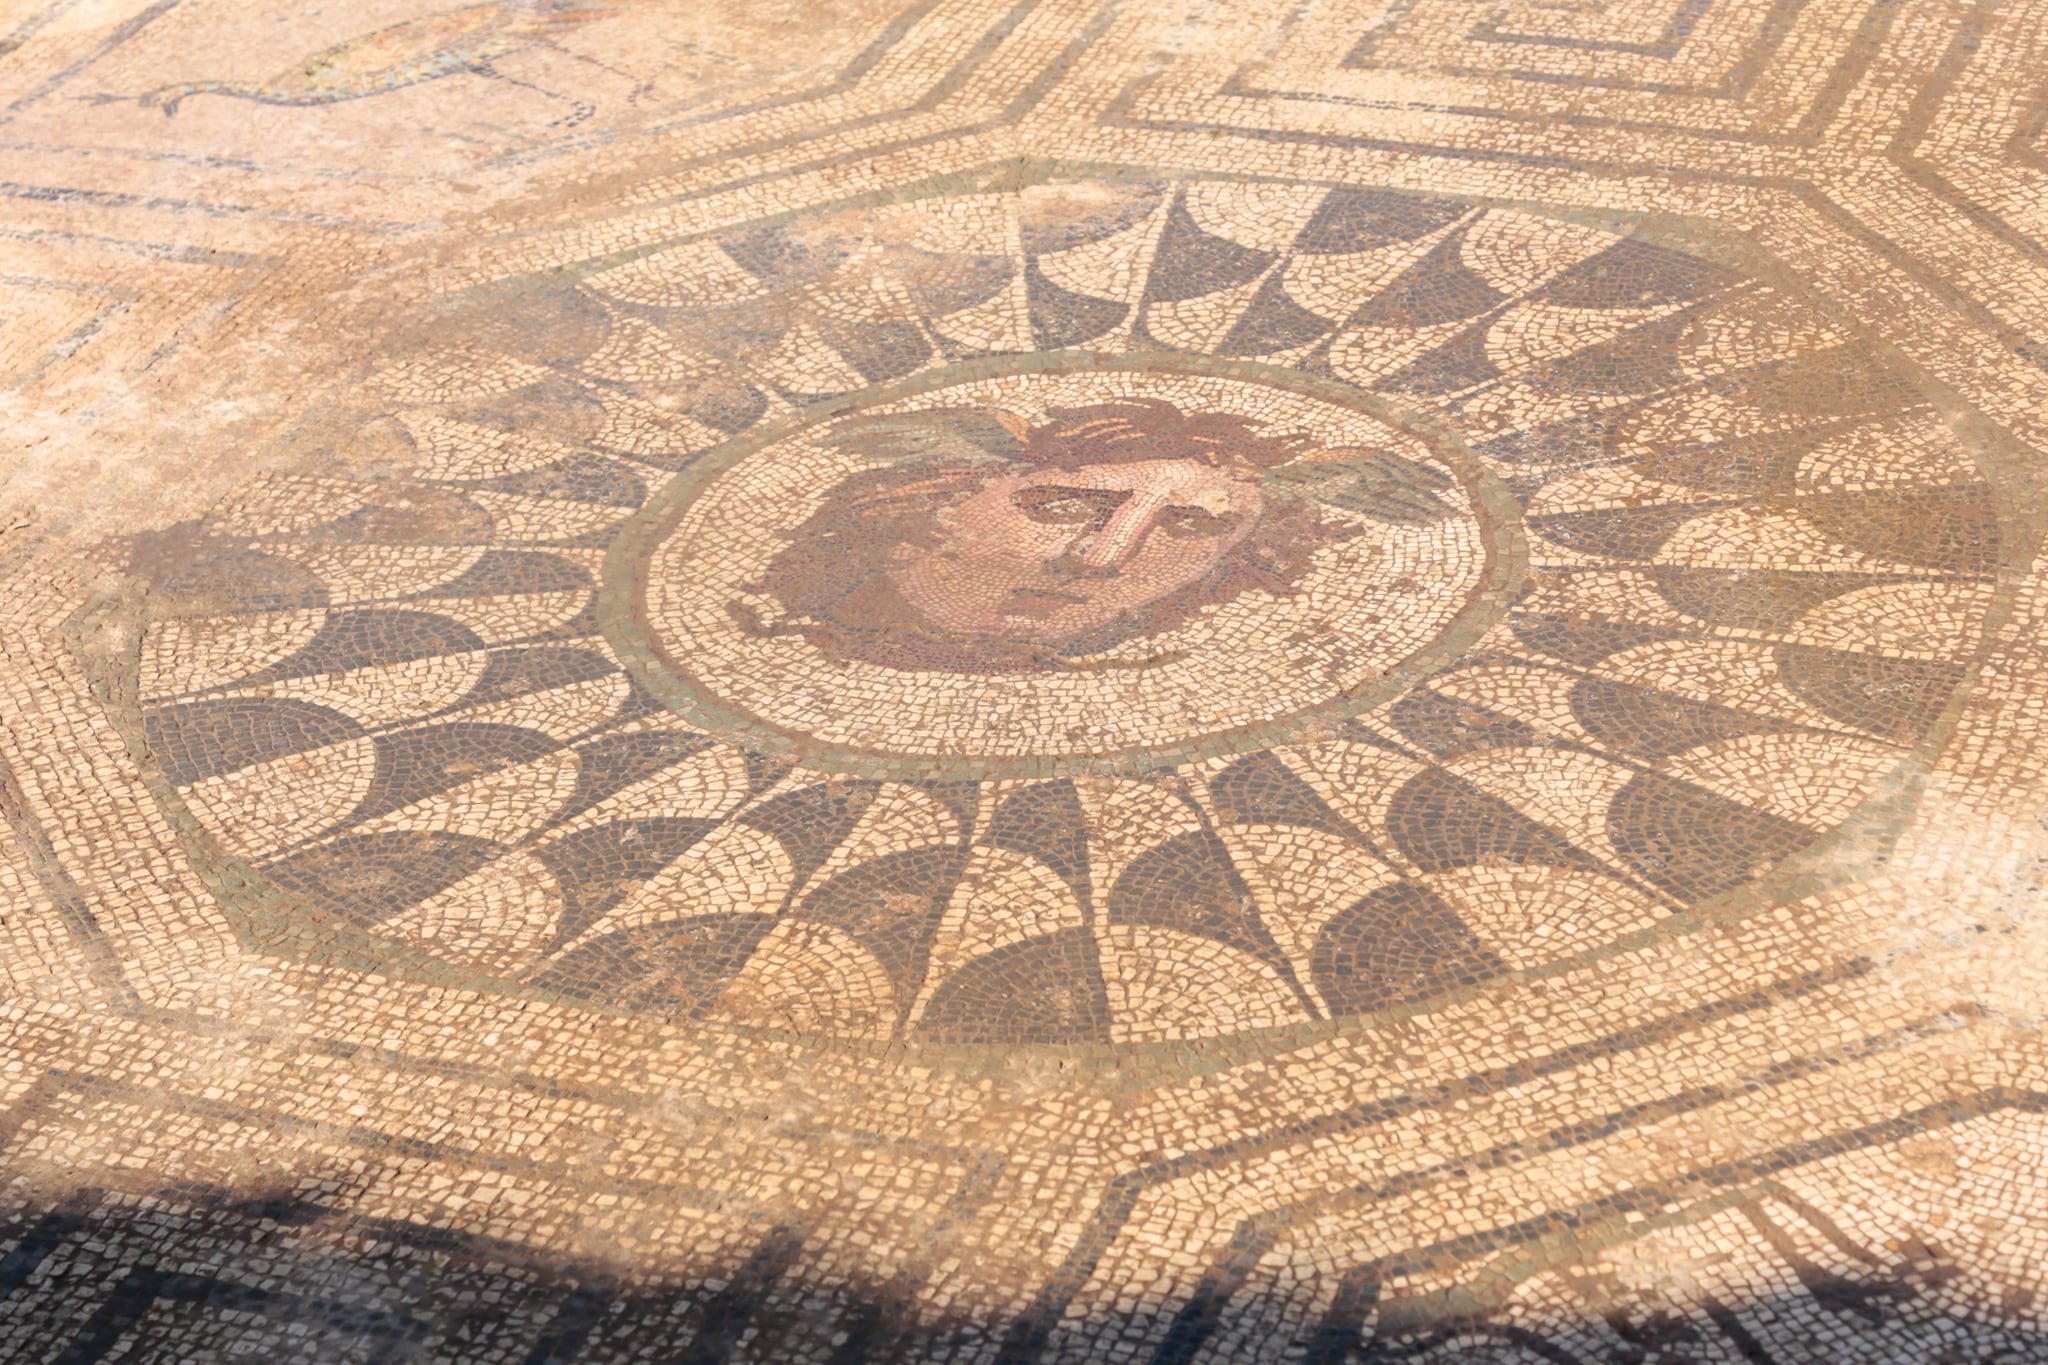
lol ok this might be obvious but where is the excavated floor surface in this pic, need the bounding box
[3,0,2048,1360]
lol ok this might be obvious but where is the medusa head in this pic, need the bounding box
[746,398,1455,674]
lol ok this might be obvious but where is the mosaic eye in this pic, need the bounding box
[1157,505,1236,538]
[1013,486,1127,525]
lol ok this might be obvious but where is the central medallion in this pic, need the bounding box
[608,354,1518,776]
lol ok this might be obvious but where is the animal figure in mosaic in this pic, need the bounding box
[110,0,623,119]
[752,399,1455,672]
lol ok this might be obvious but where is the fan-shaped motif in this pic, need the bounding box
[120,175,1999,1044]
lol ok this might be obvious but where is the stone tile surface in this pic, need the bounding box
[4,0,2048,1359]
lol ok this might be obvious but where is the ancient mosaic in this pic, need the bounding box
[4,0,2048,1361]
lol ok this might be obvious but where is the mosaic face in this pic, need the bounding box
[624,362,1501,766]
[771,422,1276,670]
[875,453,1265,651]
[753,397,1470,675]
[770,401,1310,667]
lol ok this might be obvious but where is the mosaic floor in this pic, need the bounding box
[5,1,2048,1360]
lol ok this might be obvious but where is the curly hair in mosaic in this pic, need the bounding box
[749,400,1345,672]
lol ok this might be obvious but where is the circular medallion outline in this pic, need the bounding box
[601,349,1527,780]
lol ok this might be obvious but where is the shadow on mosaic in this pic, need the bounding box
[5,0,2048,1360]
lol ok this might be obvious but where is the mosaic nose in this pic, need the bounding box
[1064,494,1161,570]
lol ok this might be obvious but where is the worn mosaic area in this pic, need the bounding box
[6,1,2048,1361]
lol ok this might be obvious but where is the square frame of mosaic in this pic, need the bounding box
[1,125,2039,1362]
